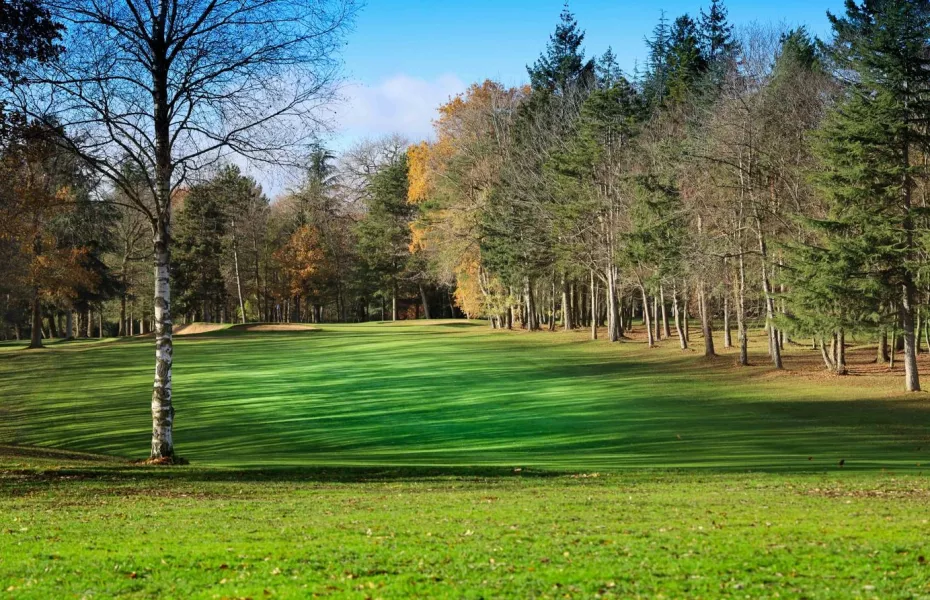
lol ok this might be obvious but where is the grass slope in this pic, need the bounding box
[2,322,930,598]
[1,321,929,470]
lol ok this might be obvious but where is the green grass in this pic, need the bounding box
[2,322,930,597]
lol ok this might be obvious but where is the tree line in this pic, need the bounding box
[403,0,930,393]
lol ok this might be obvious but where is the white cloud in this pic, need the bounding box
[333,73,466,145]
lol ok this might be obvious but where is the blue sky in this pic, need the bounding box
[328,0,846,148]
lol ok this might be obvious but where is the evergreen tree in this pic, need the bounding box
[665,15,708,104]
[642,11,671,106]
[172,184,228,321]
[596,47,623,89]
[698,0,736,65]
[791,0,930,390]
[355,153,413,320]
[527,5,595,94]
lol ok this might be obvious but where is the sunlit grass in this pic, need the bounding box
[3,322,930,598]
[2,320,928,470]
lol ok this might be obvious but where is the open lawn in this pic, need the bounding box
[2,322,930,597]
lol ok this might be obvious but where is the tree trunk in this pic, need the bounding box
[419,284,431,320]
[561,277,572,331]
[392,279,398,322]
[682,288,690,344]
[548,280,556,331]
[651,295,659,341]
[233,245,246,324]
[759,237,783,369]
[878,328,889,364]
[737,252,748,366]
[901,283,921,391]
[673,284,687,350]
[590,270,597,341]
[150,226,174,460]
[525,277,539,331]
[836,329,848,375]
[86,308,92,337]
[606,266,621,341]
[65,310,74,341]
[660,285,670,339]
[698,280,714,356]
[723,295,732,348]
[641,286,654,347]
[29,289,42,349]
[819,336,835,372]
[48,312,58,339]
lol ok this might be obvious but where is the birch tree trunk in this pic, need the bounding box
[150,224,174,460]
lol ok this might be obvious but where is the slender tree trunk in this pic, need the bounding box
[86,308,92,337]
[525,277,539,331]
[759,237,783,369]
[561,277,572,331]
[836,329,848,375]
[698,280,714,356]
[548,280,556,331]
[606,266,621,341]
[233,245,246,324]
[681,286,691,344]
[819,336,835,372]
[673,284,686,350]
[737,251,748,366]
[419,284,431,320]
[392,279,398,322]
[641,286,654,347]
[651,295,659,341]
[590,270,597,340]
[47,312,58,339]
[65,311,74,341]
[28,289,42,349]
[901,283,920,391]
[660,285,670,340]
[98,311,103,339]
[723,295,732,348]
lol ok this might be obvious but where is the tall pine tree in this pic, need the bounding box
[794,0,930,390]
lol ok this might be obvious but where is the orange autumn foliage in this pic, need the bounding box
[275,224,335,300]
[406,80,526,316]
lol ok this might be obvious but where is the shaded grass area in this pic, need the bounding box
[1,321,929,470]
[3,323,930,597]
[1,451,930,598]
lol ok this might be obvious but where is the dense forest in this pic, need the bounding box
[2,0,930,457]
